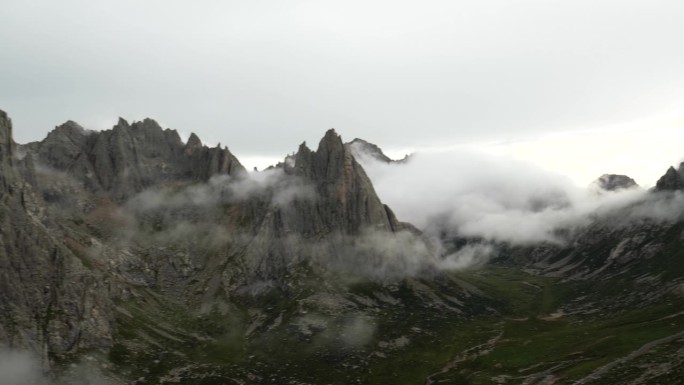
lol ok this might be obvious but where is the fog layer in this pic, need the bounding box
[355,147,666,245]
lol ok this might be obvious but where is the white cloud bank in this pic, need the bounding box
[357,146,669,245]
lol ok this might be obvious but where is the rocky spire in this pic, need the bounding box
[184,132,203,155]
[654,164,684,192]
[286,129,404,235]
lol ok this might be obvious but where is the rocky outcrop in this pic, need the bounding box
[345,138,410,164]
[2,113,449,382]
[654,164,684,192]
[185,141,244,182]
[593,174,638,191]
[23,118,246,200]
[287,130,404,235]
[204,129,429,284]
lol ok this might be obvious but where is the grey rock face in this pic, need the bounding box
[198,129,430,288]
[0,110,114,371]
[654,164,684,192]
[3,112,441,381]
[24,118,246,200]
[287,129,408,235]
[594,174,638,191]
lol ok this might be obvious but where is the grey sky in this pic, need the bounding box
[2,0,684,162]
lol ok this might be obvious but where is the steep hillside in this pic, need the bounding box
[2,112,683,384]
[4,111,493,384]
[0,111,115,377]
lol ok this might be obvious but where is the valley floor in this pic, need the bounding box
[73,266,684,385]
[418,267,684,385]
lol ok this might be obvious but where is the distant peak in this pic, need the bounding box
[184,132,203,156]
[593,174,638,192]
[187,132,202,148]
[116,117,130,127]
[345,137,406,164]
[56,120,85,131]
[139,118,162,129]
[61,120,82,127]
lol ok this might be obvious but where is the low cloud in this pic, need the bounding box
[126,168,316,213]
[321,228,436,281]
[623,190,684,224]
[0,349,119,385]
[356,146,658,245]
[295,313,377,349]
[125,148,668,280]
[0,349,46,385]
[439,244,494,270]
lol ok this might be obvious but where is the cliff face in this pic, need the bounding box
[207,129,432,286]
[23,118,245,201]
[285,129,405,235]
[0,111,114,372]
[3,113,450,381]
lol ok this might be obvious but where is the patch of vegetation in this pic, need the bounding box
[101,264,684,384]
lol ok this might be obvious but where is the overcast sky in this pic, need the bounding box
[2,0,684,185]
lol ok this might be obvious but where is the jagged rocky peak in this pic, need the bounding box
[51,119,89,137]
[116,116,129,127]
[593,174,638,191]
[654,163,684,192]
[287,129,405,234]
[345,137,410,163]
[39,120,91,150]
[184,132,203,155]
[23,116,246,200]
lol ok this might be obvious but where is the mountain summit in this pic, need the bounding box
[22,118,245,200]
[286,129,407,234]
[345,137,410,164]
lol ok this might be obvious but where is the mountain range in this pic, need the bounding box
[1,109,683,384]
